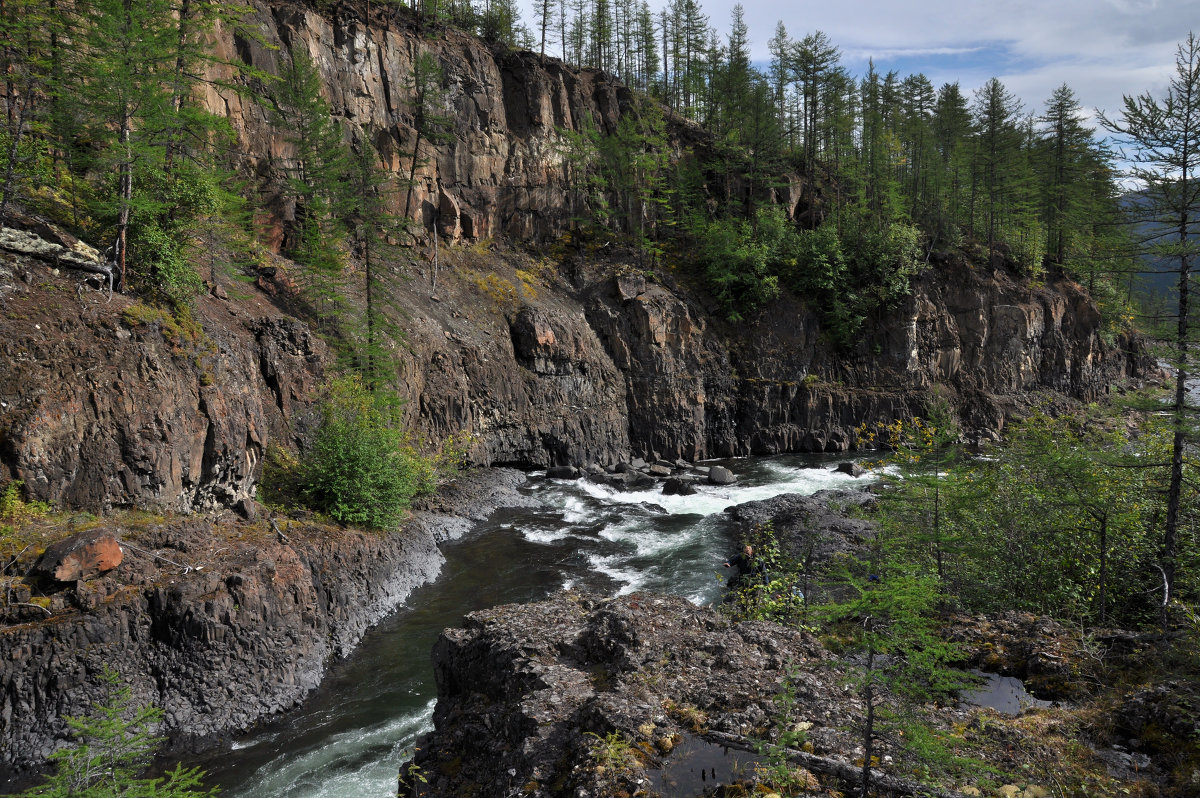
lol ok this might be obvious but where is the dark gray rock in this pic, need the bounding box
[835,462,867,478]
[725,490,877,602]
[0,469,533,781]
[661,477,697,496]
[546,465,581,479]
[405,594,843,798]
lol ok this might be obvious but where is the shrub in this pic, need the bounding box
[299,377,430,530]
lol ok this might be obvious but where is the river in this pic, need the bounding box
[196,455,869,798]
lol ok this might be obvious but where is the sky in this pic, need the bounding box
[519,0,1195,127]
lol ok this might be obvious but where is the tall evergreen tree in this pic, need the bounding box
[1038,83,1098,266]
[269,44,352,327]
[972,77,1025,255]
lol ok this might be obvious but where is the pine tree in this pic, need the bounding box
[400,50,452,228]
[70,0,179,291]
[1038,84,1095,265]
[972,77,1024,256]
[0,0,58,226]
[344,129,404,389]
[931,81,973,235]
[536,0,556,60]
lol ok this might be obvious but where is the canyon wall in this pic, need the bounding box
[0,0,1142,509]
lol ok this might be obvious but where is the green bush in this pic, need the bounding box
[689,207,784,321]
[300,377,431,530]
[689,205,922,344]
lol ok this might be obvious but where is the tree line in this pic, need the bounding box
[505,0,1138,334]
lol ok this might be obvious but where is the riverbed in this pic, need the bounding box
[198,455,870,798]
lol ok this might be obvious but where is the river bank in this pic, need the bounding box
[0,467,534,789]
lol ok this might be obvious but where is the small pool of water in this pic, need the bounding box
[960,670,1054,715]
[645,734,764,798]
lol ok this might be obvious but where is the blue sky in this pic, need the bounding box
[520,0,1194,125]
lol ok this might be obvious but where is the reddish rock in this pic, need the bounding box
[34,530,123,583]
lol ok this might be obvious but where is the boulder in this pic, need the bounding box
[648,464,672,477]
[546,466,580,480]
[32,530,123,583]
[661,477,697,496]
[834,462,867,478]
[625,472,656,490]
[708,465,737,485]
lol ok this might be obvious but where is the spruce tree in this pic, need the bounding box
[972,77,1025,256]
[19,668,215,798]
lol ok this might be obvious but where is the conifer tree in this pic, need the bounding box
[345,130,403,390]
[19,668,215,798]
[972,77,1025,256]
[1102,33,1200,629]
[269,44,352,328]
[401,50,452,227]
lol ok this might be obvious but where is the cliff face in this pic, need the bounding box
[201,0,1137,467]
[375,248,1137,469]
[0,0,1150,779]
[0,0,1143,506]
[213,1,634,248]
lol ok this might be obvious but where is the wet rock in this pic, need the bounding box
[546,466,580,480]
[406,593,840,798]
[0,469,534,780]
[725,490,877,600]
[708,465,737,485]
[834,462,867,478]
[661,477,697,496]
[648,463,672,477]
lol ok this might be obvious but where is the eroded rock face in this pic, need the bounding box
[0,278,324,513]
[209,2,636,246]
[0,3,1143,510]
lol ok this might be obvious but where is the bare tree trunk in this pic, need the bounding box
[117,116,132,292]
[861,639,876,798]
[1162,207,1189,633]
[0,88,31,227]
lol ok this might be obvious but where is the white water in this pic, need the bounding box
[201,455,872,798]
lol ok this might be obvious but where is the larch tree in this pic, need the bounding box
[1101,32,1200,630]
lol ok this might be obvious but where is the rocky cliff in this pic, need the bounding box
[205,0,1141,465]
[0,0,1150,783]
[0,0,1144,509]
